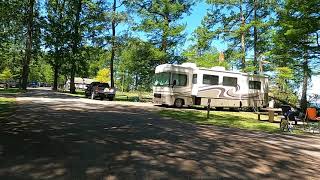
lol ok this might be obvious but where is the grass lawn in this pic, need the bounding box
[0,97,16,120]
[0,88,25,95]
[160,109,284,133]
[60,90,153,102]
[116,91,152,102]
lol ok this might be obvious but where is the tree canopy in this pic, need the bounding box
[0,0,319,108]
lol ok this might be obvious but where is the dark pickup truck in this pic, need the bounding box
[85,82,116,101]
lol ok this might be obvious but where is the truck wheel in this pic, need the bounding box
[91,92,95,100]
[108,97,114,101]
[174,99,184,108]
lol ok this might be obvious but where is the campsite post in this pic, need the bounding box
[207,99,211,119]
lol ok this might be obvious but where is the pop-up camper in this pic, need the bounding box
[153,63,268,109]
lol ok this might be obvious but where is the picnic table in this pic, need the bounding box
[258,108,282,122]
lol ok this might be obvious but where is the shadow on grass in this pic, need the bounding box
[0,88,25,96]
[58,90,153,102]
[159,110,280,133]
[115,95,152,102]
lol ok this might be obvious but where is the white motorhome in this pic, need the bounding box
[153,63,268,109]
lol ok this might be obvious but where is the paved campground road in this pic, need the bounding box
[1,89,320,179]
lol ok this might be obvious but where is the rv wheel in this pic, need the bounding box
[174,99,184,108]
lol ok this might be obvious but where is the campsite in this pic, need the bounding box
[0,0,319,179]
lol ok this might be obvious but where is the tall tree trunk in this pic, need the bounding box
[135,74,138,90]
[21,0,35,90]
[109,0,116,88]
[53,64,59,91]
[300,56,308,112]
[70,66,76,92]
[70,0,82,94]
[161,15,169,63]
[240,0,246,72]
[253,0,258,74]
[52,0,65,92]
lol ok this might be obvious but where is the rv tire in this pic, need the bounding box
[174,98,184,108]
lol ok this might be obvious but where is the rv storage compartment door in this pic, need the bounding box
[200,98,241,108]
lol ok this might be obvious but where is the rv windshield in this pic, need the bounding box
[154,72,170,86]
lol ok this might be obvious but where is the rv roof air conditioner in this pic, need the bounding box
[210,66,226,71]
[181,63,197,68]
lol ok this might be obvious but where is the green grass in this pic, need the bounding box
[115,91,152,102]
[0,88,25,95]
[58,90,85,97]
[160,109,284,133]
[0,97,16,120]
[60,90,153,102]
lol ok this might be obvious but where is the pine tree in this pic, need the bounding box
[44,0,70,91]
[272,0,320,110]
[126,0,195,63]
[203,0,277,72]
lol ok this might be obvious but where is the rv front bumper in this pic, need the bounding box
[153,94,174,105]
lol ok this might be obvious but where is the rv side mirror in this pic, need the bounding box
[172,80,177,87]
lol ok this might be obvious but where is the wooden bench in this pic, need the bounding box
[255,108,282,122]
[254,112,269,121]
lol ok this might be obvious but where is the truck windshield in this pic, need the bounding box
[154,72,171,86]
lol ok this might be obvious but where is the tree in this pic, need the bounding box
[68,0,82,93]
[203,0,277,72]
[190,19,215,56]
[21,0,36,90]
[58,0,107,93]
[95,68,110,83]
[250,0,277,73]
[0,68,13,82]
[108,0,128,88]
[269,67,298,106]
[28,55,53,84]
[126,0,195,63]
[118,38,165,91]
[203,0,249,71]
[182,47,229,69]
[272,0,320,110]
[44,0,70,91]
[0,0,41,89]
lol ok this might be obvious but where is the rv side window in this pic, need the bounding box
[223,77,237,87]
[249,81,261,90]
[203,74,219,85]
[171,73,187,86]
[192,74,197,84]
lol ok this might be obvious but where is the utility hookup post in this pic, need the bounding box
[207,99,211,119]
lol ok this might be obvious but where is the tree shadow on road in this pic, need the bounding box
[0,100,320,179]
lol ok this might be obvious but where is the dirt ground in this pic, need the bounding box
[1,89,320,180]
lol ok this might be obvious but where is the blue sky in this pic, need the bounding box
[118,1,227,52]
[181,2,228,51]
